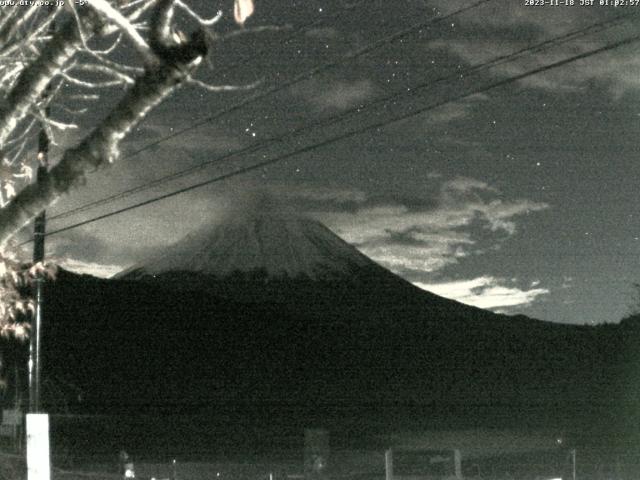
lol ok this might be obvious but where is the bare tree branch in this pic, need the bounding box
[68,62,136,85]
[3,118,37,149]
[0,8,22,36]
[0,11,103,147]
[124,0,161,24]
[175,1,223,26]
[0,0,266,333]
[0,5,39,50]
[60,70,130,89]
[151,0,176,49]
[186,76,261,92]
[0,25,207,247]
[87,0,156,65]
[0,9,62,59]
[82,48,145,75]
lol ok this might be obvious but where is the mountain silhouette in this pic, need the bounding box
[2,202,636,454]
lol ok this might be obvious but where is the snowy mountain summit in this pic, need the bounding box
[119,195,373,281]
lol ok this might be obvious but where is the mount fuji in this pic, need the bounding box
[10,198,633,444]
[118,202,374,281]
[113,197,485,317]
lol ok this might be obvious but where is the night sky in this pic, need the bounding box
[33,0,640,325]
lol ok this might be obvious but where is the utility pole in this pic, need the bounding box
[26,14,53,472]
[29,128,48,414]
[26,122,51,480]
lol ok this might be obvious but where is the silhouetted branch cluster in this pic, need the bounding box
[0,0,256,335]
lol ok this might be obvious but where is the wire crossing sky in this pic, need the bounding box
[47,11,637,226]
[44,1,492,225]
[40,0,640,325]
[39,26,640,240]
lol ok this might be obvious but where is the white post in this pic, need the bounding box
[385,449,393,480]
[26,413,50,480]
[453,449,462,479]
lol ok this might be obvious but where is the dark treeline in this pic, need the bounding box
[2,268,639,456]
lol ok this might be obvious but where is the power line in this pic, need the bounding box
[47,10,634,223]
[34,31,640,242]
[245,10,635,161]
[49,11,636,222]
[44,30,640,238]
[46,0,493,222]
[123,0,492,154]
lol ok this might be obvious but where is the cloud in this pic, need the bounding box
[425,0,640,97]
[57,258,125,278]
[305,27,340,39]
[443,177,497,194]
[123,121,243,157]
[44,227,146,276]
[431,0,608,37]
[358,235,472,273]
[46,188,233,276]
[419,94,489,125]
[431,37,640,96]
[294,79,377,111]
[46,172,548,299]
[271,183,368,205]
[415,276,549,310]
[316,177,548,274]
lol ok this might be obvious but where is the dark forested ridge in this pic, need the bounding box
[0,265,629,446]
